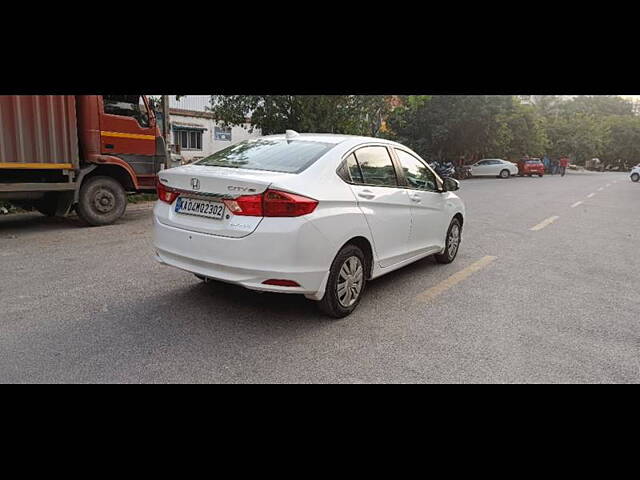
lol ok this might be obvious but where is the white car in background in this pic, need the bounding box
[631,165,640,182]
[153,131,466,318]
[470,159,518,178]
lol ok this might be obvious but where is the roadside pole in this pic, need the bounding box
[162,95,171,169]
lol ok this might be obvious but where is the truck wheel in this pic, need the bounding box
[77,176,127,226]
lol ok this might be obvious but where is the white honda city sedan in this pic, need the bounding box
[153,131,465,318]
[470,158,518,178]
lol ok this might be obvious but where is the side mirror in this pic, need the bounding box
[442,177,460,192]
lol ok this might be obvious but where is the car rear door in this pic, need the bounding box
[393,148,447,254]
[345,145,412,268]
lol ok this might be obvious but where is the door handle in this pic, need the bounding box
[409,193,422,202]
[357,189,376,200]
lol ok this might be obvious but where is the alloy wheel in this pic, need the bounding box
[337,256,364,308]
[448,224,461,258]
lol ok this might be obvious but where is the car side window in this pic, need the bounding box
[394,149,437,191]
[477,160,490,165]
[353,146,398,187]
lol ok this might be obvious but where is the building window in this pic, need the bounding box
[174,129,203,150]
[214,126,232,141]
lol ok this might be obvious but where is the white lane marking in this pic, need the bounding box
[571,201,583,208]
[415,256,497,303]
[530,216,560,231]
[587,193,595,198]
[606,183,611,187]
[598,187,604,191]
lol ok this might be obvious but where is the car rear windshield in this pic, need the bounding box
[195,138,335,174]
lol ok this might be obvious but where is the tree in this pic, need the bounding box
[386,95,544,162]
[208,95,392,136]
[601,115,640,169]
[491,102,549,160]
[544,113,609,164]
[560,95,635,117]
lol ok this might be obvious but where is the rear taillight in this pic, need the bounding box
[157,179,179,204]
[223,189,318,217]
[223,194,263,216]
[263,190,318,217]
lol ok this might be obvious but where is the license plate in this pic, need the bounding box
[175,196,225,220]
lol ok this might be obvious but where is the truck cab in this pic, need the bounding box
[0,95,168,225]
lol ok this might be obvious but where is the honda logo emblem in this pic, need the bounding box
[191,178,200,190]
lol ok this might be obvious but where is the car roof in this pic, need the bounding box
[260,133,402,147]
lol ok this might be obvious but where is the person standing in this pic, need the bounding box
[559,156,569,176]
[543,155,550,173]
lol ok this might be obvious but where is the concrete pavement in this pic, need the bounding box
[1,171,638,383]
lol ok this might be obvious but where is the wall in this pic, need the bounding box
[168,96,261,163]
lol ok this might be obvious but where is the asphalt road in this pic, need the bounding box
[1,171,638,383]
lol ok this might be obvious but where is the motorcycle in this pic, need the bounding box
[429,161,456,179]
[455,164,472,180]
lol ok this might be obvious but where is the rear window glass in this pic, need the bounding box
[195,138,334,174]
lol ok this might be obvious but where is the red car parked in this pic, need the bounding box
[517,158,545,177]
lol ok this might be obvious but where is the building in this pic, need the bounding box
[167,96,261,163]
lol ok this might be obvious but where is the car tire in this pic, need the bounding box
[632,173,640,182]
[435,217,462,264]
[539,174,544,178]
[76,176,127,226]
[318,244,367,319]
[499,169,510,179]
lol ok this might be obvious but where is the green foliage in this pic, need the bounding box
[209,95,391,136]
[387,95,547,162]
[208,94,639,168]
[386,95,638,167]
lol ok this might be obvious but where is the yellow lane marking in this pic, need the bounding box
[100,131,156,140]
[415,256,497,303]
[587,193,595,198]
[530,215,560,231]
[0,162,73,170]
[571,201,583,208]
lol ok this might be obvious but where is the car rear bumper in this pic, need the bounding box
[153,213,331,300]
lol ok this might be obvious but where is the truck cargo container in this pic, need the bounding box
[0,95,167,225]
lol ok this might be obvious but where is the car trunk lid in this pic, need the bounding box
[158,164,293,238]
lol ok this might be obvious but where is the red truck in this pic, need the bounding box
[517,158,545,177]
[0,95,167,225]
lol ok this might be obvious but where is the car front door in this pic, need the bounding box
[345,146,413,268]
[473,160,492,176]
[393,148,447,254]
